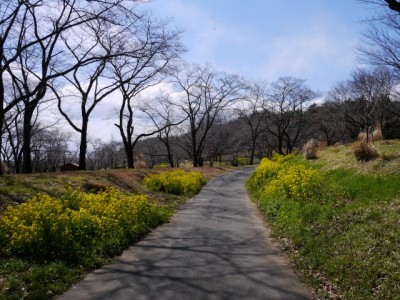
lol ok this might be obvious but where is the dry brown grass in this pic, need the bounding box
[358,131,370,142]
[353,141,379,162]
[305,140,400,175]
[372,127,383,141]
[303,138,318,160]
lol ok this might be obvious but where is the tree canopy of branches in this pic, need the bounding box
[0,0,144,173]
[234,81,270,164]
[170,64,245,167]
[111,21,183,169]
[359,0,400,79]
[266,77,317,155]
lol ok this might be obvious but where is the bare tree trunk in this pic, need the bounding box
[250,138,256,165]
[0,75,3,176]
[79,120,88,170]
[21,105,34,173]
[192,130,198,167]
[166,145,174,167]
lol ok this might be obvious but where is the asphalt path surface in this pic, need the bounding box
[59,167,311,300]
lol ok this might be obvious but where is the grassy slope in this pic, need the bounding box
[302,141,400,299]
[248,140,400,300]
[0,166,229,299]
[0,167,227,211]
[311,140,400,175]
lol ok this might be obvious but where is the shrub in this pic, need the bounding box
[0,188,169,263]
[353,141,379,162]
[303,138,318,160]
[144,170,206,196]
[265,164,323,201]
[81,181,111,193]
[247,155,322,202]
[237,157,248,165]
[247,158,282,192]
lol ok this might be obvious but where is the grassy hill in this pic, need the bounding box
[310,139,400,175]
[247,140,400,300]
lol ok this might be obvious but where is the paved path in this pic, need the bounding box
[59,167,311,300]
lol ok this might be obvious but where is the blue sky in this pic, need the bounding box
[142,0,379,94]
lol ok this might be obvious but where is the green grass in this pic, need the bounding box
[247,145,400,299]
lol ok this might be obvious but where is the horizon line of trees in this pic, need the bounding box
[2,0,400,174]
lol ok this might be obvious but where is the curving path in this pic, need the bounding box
[58,167,311,300]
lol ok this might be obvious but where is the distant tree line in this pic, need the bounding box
[1,0,400,174]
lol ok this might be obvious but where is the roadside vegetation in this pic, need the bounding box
[0,167,217,299]
[247,140,400,299]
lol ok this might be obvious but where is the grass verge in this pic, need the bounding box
[247,153,400,299]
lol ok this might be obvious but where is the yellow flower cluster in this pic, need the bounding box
[265,164,322,201]
[255,158,283,179]
[248,156,322,202]
[271,153,295,163]
[0,188,168,262]
[144,170,206,196]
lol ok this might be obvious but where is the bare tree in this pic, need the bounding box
[358,0,400,80]
[267,77,317,155]
[146,95,187,167]
[358,0,400,13]
[170,64,245,167]
[2,105,23,173]
[0,0,140,174]
[111,19,183,168]
[340,67,394,140]
[52,17,129,170]
[204,111,233,166]
[234,81,270,164]
[30,127,71,172]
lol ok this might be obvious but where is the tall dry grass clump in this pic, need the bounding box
[358,131,370,142]
[353,141,379,162]
[303,138,318,160]
[135,153,147,169]
[358,124,383,143]
[372,126,383,141]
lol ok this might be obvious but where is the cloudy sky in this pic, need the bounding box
[142,0,377,93]
[67,0,381,142]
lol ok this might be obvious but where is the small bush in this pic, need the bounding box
[237,157,248,165]
[353,141,379,162]
[303,139,318,160]
[144,170,206,196]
